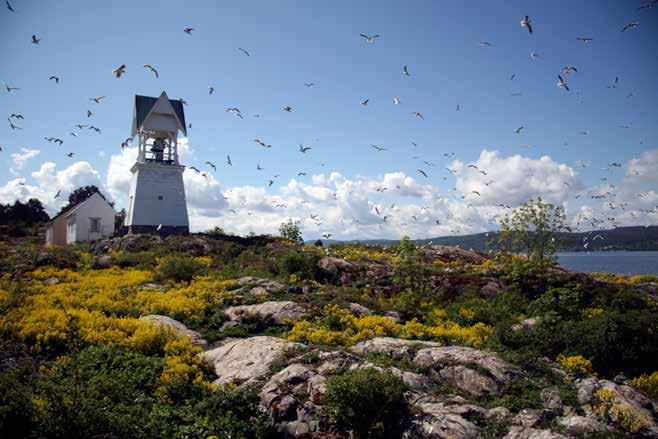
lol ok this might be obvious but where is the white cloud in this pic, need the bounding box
[451,150,582,206]
[9,148,40,175]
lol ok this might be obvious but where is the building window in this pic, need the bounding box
[90,218,101,233]
[158,195,163,200]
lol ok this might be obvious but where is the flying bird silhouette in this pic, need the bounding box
[520,16,533,34]
[112,64,126,78]
[143,64,158,78]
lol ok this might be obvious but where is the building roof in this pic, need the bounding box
[134,92,187,135]
[48,192,114,224]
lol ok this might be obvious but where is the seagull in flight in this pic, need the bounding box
[370,144,388,152]
[143,64,159,78]
[562,66,578,75]
[66,152,75,158]
[54,190,60,199]
[237,47,250,56]
[226,107,243,118]
[254,139,271,148]
[4,83,20,92]
[576,37,593,43]
[49,75,59,83]
[183,27,194,34]
[514,126,524,134]
[417,169,428,178]
[361,98,369,107]
[89,96,106,104]
[8,118,22,130]
[205,161,216,171]
[6,1,15,12]
[411,112,424,120]
[520,16,533,34]
[31,35,41,44]
[360,33,380,44]
[208,85,215,95]
[226,155,232,166]
[557,75,570,91]
[403,65,410,77]
[393,97,401,105]
[622,22,639,32]
[299,144,311,153]
[112,64,126,78]
[304,83,315,88]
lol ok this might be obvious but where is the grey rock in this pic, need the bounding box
[90,255,112,269]
[503,426,568,439]
[540,386,563,412]
[223,301,307,325]
[140,282,165,291]
[348,302,372,316]
[43,277,61,285]
[404,401,480,439]
[487,406,512,420]
[202,336,305,387]
[349,337,441,360]
[414,346,522,396]
[556,415,607,435]
[511,318,539,332]
[512,408,544,428]
[139,315,207,347]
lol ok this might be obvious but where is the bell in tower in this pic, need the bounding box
[123,91,190,235]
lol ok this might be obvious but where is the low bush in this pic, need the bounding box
[324,367,408,438]
[631,371,658,400]
[155,255,204,283]
[276,250,321,281]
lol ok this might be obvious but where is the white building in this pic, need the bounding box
[45,192,116,245]
[124,91,190,235]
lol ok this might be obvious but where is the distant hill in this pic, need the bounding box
[312,226,658,252]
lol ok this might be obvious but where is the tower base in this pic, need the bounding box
[124,225,189,237]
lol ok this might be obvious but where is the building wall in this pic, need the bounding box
[68,193,116,244]
[125,162,189,228]
[45,215,68,246]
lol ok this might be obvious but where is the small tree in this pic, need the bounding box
[279,219,303,244]
[498,197,570,268]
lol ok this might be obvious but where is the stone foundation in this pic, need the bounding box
[122,225,189,237]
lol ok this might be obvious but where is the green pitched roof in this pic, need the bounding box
[134,94,186,135]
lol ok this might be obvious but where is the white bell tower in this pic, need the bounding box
[124,91,189,235]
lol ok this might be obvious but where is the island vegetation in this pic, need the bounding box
[1,198,657,438]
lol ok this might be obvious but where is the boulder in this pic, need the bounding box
[233,277,285,296]
[139,314,207,347]
[556,415,607,435]
[202,336,305,387]
[539,386,563,412]
[349,337,441,360]
[43,277,61,285]
[479,280,503,297]
[512,408,549,428]
[403,401,481,439]
[223,301,307,325]
[318,256,353,274]
[511,318,539,333]
[413,346,523,396]
[90,255,112,269]
[348,302,372,316]
[422,245,486,265]
[503,426,567,439]
[575,377,658,434]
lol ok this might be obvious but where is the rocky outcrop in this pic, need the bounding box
[223,301,307,325]
[233,276,285,297]
[403,400,482,438]
[349,337,441,359]
[413,346,523,396]
[503,426,568,439]
[202,336,305,387]
[422,245,486,265]
[511,317,539,332]
[139,314,207,347]
[556,415,607,435]
[575,377,658,436]
[347,302,372,316]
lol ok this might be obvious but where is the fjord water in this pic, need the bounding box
[557,251,658,275]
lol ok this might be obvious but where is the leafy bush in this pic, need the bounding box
[155,255,204,283]
[324,367,408,438]
[113,251,157,268]
[277,250,321,280]
[279,219,303,244]
[631,371,658,400]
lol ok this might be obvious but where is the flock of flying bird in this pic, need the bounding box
[3,1,658,241]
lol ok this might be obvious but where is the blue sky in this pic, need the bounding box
[1,0,658,238]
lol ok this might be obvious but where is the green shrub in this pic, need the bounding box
[324,367,408,438]
[36,245,81,269]
[113,251,157,268]
[277,250,321,280]
[528,287,584,318]
[155,255,204,283]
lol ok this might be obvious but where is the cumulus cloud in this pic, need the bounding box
[9,148,40,175]
[0,161,103,213]
[451,150,582,206]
